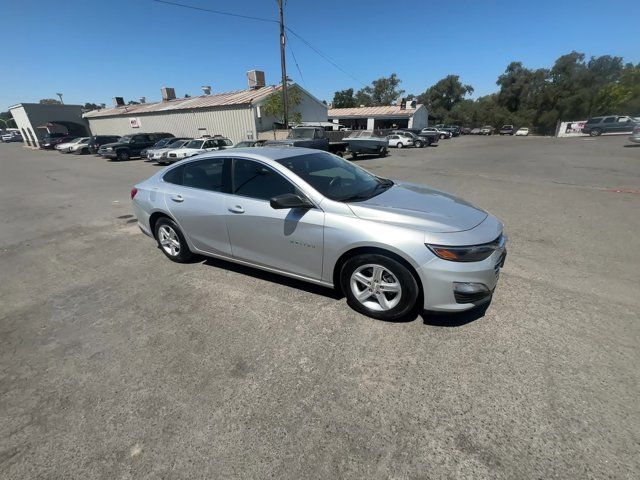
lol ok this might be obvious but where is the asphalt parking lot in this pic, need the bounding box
[1,136,639,479]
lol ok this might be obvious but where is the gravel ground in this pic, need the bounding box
[1,135,638,479]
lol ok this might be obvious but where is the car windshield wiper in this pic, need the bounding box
[337,179,394,202]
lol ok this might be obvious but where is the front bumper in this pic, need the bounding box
[418,243,507,312]
[100,151,117,158]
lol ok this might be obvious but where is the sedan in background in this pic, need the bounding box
[1,131,23,142]
[69,138,92,154]
[165,136,233,163]
[515,127,530,136]
[149,139,192,164]
[41,133,75,149]
[131,148,507,321]
[234,139,269,148]
[480,126,495,135]
[56,137,86,153]
[387,134,413,148]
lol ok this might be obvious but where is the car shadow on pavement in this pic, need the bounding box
[201,257,342,300]
[421,302,490,327]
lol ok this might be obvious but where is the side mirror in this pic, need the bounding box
[270,193,312,210]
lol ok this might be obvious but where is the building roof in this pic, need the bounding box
[328,104,423,118]
[83,85,282,119]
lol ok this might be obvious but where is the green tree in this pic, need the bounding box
[332,88,356,108]
[417,75,474,120]
[84,103,100,110]
[39,98,61,105]
[263,84,303,125]
[355,74,405,107]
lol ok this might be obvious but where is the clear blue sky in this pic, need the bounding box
[3,0,639,109]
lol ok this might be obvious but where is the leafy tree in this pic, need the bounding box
[332,88,356,108]
[263,84,303,125]
[39,98,61,105]
[355,74,405,107]
[84,103,100,110]
[417,75,473,120]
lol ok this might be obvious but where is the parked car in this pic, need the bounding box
[480,126,495,135]
[142,137,189,159]
[515,127,530,136]
[131,148,507,321]
[629,124,640,144]
[87,135,121,155]
[436,125,461,137]
[165,136,233,163]
[56,137,89,153]
[145,137,192,161]
[499,125,515,135]
[469,127,482,135]
[41,133,75,149]
[150,139,192,164]
[99,133,174,161]
[265,126,348,154]
[391,130,426,148]
[234,139,269,148]
[387,134,413,148]
[421,127,451,139]
[581,115,637,136]
[398,128,438,146]
[460,127,471,135]
[69,137,94,154]
[1,131,23,142]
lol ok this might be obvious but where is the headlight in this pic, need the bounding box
[427,235,505,262]
[105,147,113,151]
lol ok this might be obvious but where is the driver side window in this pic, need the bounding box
[232,159,296,201]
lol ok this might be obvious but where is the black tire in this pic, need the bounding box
[116,149,130,161]
[154,217,194,263]
[396,142,404,149]
[439,134,445,139]
[379,147,387,157]
[340,253,420,321]
[414,140,423,148]
[590,128,602,137]
[351,151,358,160]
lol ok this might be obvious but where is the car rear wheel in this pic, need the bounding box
[414,140,423,148]
[116,150,130,161]
[590,128,602,137]
[154,218,194,263]
[340,254,419,321]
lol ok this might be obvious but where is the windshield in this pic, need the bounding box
[119,136,132,143]
[170,140,189,148]
[185,140,205,149]
[288,128,315,139]
[153,138,172,148]
[235,141,253,148]
[276,152,392,202]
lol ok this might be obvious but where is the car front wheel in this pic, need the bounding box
[340,254,419,321]
[396,142,403,148]
[154,217,194,263]
[116,150,130,161]
[414,140,423,148]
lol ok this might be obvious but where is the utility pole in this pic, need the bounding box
[56,93,64,104]
[277,0,289,129]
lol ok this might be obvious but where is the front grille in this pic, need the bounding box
[454,290,493,304]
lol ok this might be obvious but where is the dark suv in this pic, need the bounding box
[88,135,121,155]
[582,116,637,136]
[99,133,174,160]
[499,125,515,135]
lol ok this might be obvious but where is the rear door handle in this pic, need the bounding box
[228,205,245,214]
[171,194,184,203]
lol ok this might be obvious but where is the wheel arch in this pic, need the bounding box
[332,246,424,299]
[148,210,175,237]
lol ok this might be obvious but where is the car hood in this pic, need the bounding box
[346,181,488,233]
[100,142,125,149]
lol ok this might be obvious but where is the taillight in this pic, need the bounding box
[130,187,138,199]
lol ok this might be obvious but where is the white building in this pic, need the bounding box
[8,103,90,148]
[83,73,327,144]
[328,103,428,130]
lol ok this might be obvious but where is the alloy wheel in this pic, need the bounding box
[158,225,181,256]
[350,264,402,311]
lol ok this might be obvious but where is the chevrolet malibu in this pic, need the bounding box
[131,148,507,320]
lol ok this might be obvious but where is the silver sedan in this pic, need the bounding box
[131,148,506,320]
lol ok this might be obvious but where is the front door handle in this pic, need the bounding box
[171,194,184,203]
[228,205,245,214]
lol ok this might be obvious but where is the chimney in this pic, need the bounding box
[247,70,265,89]
[113,97,125,107]
[139,96,146,104]
[161,87,176,102]
[201,85,212,95]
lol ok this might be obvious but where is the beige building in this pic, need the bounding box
[83,73,327,144]
[328,104,428,130]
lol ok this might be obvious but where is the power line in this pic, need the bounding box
[285,27,367,86]
[287,41,306,87]
[150,0,366,86]
[151,0,277,24]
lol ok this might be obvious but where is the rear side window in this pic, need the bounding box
[163,165,184,185]
[602,117,615,124]
[183,158,227,192]
[232,159,295,201]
